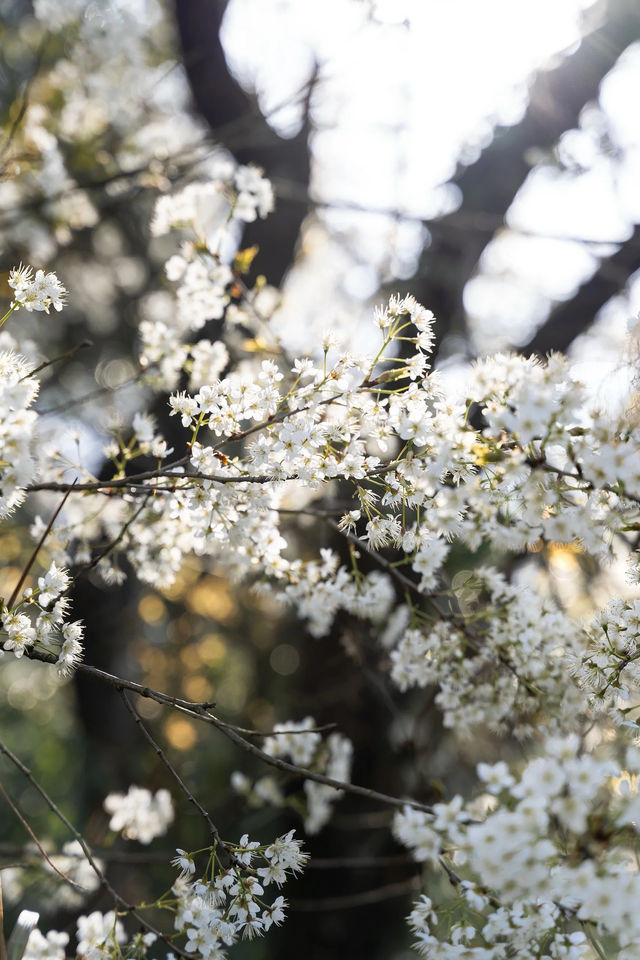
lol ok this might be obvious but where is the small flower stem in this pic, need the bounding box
[0,303,16,329]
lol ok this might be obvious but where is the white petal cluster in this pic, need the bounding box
[103,786,174,844]
[42,280,639,740]
[9,264,67,313]
[0,350,39,517]
[234,718,353,834]
[21,827,343,960]
[389,567,585,737]
[395,736,640,958]
[576,598,640,718]
[142,166,274,389]
[1,562,84,675]
[75,911,126,960]
[172,830,305,953]
[189,339,230,390]
[23,929,70,960]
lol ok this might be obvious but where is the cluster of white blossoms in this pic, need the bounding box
[394,735,640,959]
[0,350,40,517]
[16,833,307,960]
[24,911,126,960]
[141,163,273,389]
[8,264,67,314]
[24,928,71,960]
[232,718,353,833]
[575,598,640,721]
[172,831,307,952]
[151,163,273,239]
[389,566,586,737]
[103,785,174,844]
[1,561,84,676]
[0,269,85,672]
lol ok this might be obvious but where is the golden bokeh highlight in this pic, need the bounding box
[137,647,168,690]
[186,577,236,622]
[0,534,22,559]
[247,698,275,731]
[138,594,166,624]
[182,675,212,702]
[200,634,227,667]
[159,564,199,601]
[0,564,22,599]
[180,644,203,670]
[165,715,197,750]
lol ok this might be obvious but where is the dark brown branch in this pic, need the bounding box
[22,340,93,382]
[406,0,640,356]
[174,0,313,285]
[27,649,216,713]
[0,844,170,865]
[523,224,640,356]
[24,650,433,815]
[188,706,433,815]
[26,470,288,492]
[118,690,232,858]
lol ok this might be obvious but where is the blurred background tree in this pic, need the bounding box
[1,1,640,958]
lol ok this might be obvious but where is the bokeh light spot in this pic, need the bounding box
[269,643,300,676]
[165,716,197,750]
[138,594,166,624]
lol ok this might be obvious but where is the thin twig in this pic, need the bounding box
[537,461,640,506]
[0,783,85,892]
[190,706,434,815]
[38,364,150,417]
[21,340,93,382]
[119,690,232,859]
[7,483,76,609]
[26,472,291,492]
[26,461,188,493]
[73,493,152,576]
[325,517,541,697]
[326,518,420,597]
[0,845,412,871]
[0,844,170,865]
[211,717,337,737]
[26,649,216,713]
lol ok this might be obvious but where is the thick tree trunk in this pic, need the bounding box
[408,0,640,357]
